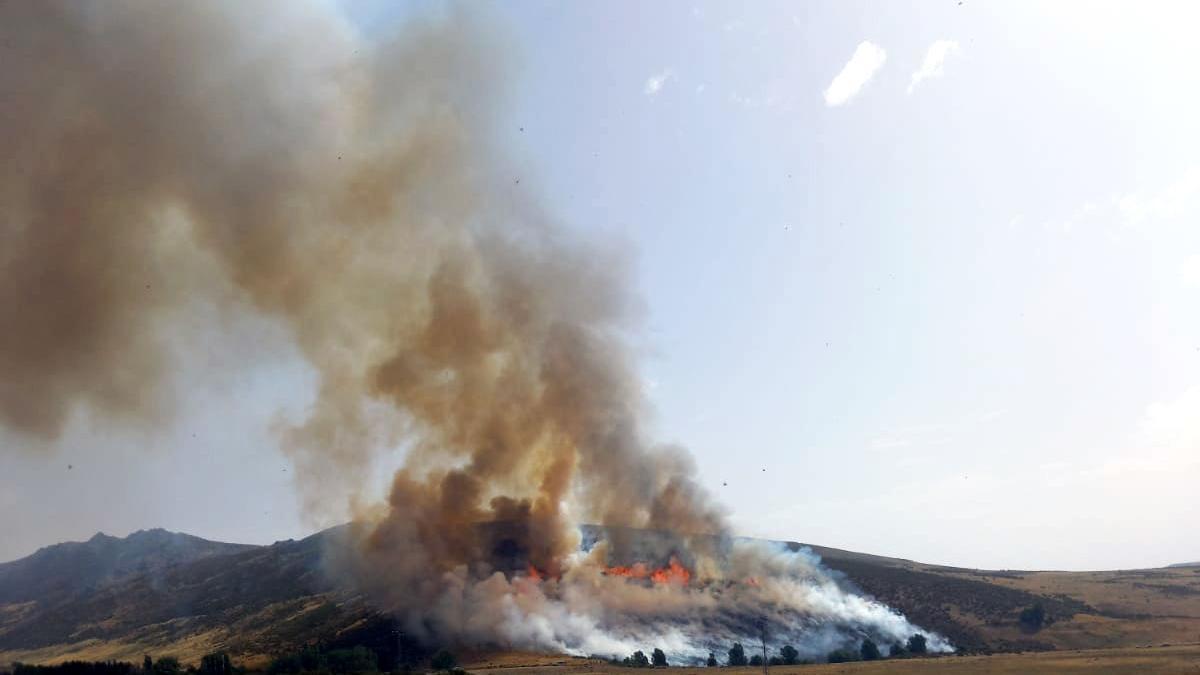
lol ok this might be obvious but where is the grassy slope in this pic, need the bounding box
[804,544,1200,653]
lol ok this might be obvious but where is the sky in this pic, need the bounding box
[3,0,1200,571]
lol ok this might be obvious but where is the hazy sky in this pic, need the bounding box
[3,0,1199,571]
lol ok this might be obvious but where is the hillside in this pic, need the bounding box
[1,528,1198,667]
[804,543,1200,654]
[0,527,387,667]
[0,530,256,605]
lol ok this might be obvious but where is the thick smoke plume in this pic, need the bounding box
[0,1,947,662]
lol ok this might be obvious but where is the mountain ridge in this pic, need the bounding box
[2,526,1198,666]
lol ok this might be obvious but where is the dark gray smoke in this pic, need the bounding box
[0,1,947,661]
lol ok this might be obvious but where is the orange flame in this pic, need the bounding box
[604,557,690,585]
[650,557,691,585]
[526,564,544,581]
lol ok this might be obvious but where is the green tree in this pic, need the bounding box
[299,648,326,673]
[429,651,456,672]
[152,658,181,675]
[826,649,857,664]
[727,643,747,667]
[199,653,232,675]
[906,634,927,655]
[705,654,717,667]
[143,657,153,674]
[265,654,301,675]
[627,651,649,668]
[778,646,798,666]
[327,647,377,674]
[888,643,905,658]
[650,649,667,668]
[747,656,762,667]
[859,639,881,661]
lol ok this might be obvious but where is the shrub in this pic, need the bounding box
[1019,603,1046,631]
[777,646,798,666]
[152,659,180,675]
[859,639,880,661]
[705,654,717,668]
[747,656,762,667]
[888,643,905,658]
[650,650,666,668]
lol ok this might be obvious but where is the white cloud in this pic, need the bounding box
[908,40,960,94]
[644,69,674,96]
[823,41,887,107]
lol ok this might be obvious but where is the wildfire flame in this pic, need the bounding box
[604,556,691,585]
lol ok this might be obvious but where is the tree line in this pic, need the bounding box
[614,633,930,667]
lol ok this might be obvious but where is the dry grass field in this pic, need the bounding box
[465,645,1200,674]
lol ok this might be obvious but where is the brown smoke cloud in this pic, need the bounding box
[1,2,947,659]
[1,0,721,573]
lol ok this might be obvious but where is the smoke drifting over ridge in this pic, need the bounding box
[0,1,946,661]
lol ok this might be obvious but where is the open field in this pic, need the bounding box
[466,645,1200,674]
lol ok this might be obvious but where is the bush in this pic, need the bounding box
[705,654,717,668]
[859,639,880,661]
[906,634,927,655]
[747,656,762,667]
[726,644,747,667]
[429,651,456,672]
[650,650,666,668]
[888,643,905,658]
[1019,603,1046,631]
[777,646,798,666]
[826,649,858,664]
[152,659,180,675]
